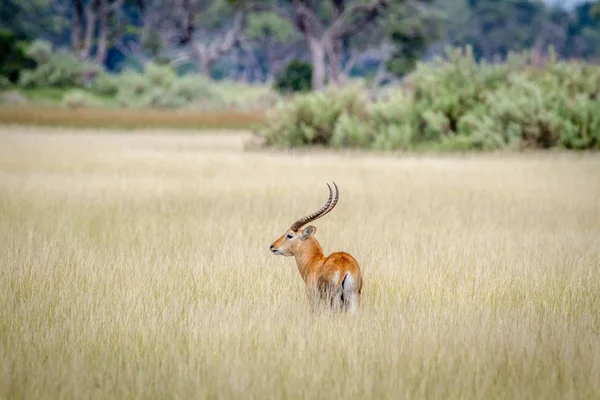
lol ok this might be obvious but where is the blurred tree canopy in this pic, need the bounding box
[436,0,600,61]
[0,31,36,82]
[0,0,599,90]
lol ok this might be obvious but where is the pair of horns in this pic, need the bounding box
[290,182,339,232]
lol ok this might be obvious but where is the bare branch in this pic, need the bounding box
[329,0,389,39]
[342,50,361,76]
[215,10,245,56]
[291,0,325,35]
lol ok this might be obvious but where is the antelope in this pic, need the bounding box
[269,182,362,313]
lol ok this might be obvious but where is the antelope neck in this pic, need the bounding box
[292,237,325,282]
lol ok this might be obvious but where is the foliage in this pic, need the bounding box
[246,11,296,42]
[62,89,103,109]
[13,55,280,112]
[114,64,230,109]
[145,63,177,87]
[24,39,52,64]
[436,0,600,62]
[0,31,35,83]
[385,0,443,77]
[19,41,102,88]
[3,0,600,87]
[255,48,600,151]
[274,60,313,94]
[91,73,120,97]
[0,0,58,40]
[258,85,368,147]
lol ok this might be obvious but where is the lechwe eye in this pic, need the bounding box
[286,233,294,239]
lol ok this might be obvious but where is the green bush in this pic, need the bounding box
[170,75,222,105]
[18,40,103,89]
[274,59,312,94]
[24,39,52,65]
[19,48,98,89]
[92,72,120,96]
[114,65,225,109]
[255,47,600,151]
[114,70,151,108]
[258,86,367,147]
[145,62,177,87]
[62,89,102,109]
[12,44,277,110]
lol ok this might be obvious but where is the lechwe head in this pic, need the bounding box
[270,182,338,257]
[270,182,363,313]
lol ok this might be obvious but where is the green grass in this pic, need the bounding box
[1,126,599,399]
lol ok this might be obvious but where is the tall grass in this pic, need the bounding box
[1,126,599,399]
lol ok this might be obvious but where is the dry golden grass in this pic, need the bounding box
[1,125,599,399]
[0,107,265,130]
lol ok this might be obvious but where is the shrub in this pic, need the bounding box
[92,72,120,96]
[19,48,95,89]
[274,59,312,94]
[145,62,177,87]
[115,70,151,108]
[24,39,52,65]
[140,87,188,109]
[254,47,600,151]
[256,86,418,150]
[114,66,226,109]
[18,41,103,89]
[170,75,222,104]
[62,89,102,109]
[257,86,367,148]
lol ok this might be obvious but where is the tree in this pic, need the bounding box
[245,11,299,81]
[253,0,391,91]
[152,0,254,77]
[379,0,442,77]
[433,0,600,62]
[0,31,35,82]
[0,0,57,40]
[274,59,312,92]
[69,0,126,64]
[564,2,600,59]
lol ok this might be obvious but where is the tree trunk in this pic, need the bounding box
[79,1,97,60]
[308,37,326,91]
[326,37,343,87]
[192,44,213,77]
[71,0,84,53]
[94,0,108,64]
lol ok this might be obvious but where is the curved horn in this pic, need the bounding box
[290,182,339,232]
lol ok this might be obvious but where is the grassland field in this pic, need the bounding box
[0,107,265,130]
[1,125,599,399]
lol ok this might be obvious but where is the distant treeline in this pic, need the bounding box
[1,0,599,91]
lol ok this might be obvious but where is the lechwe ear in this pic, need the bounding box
[300,225,317,240]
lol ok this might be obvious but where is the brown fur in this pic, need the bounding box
[270,226,363,312]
